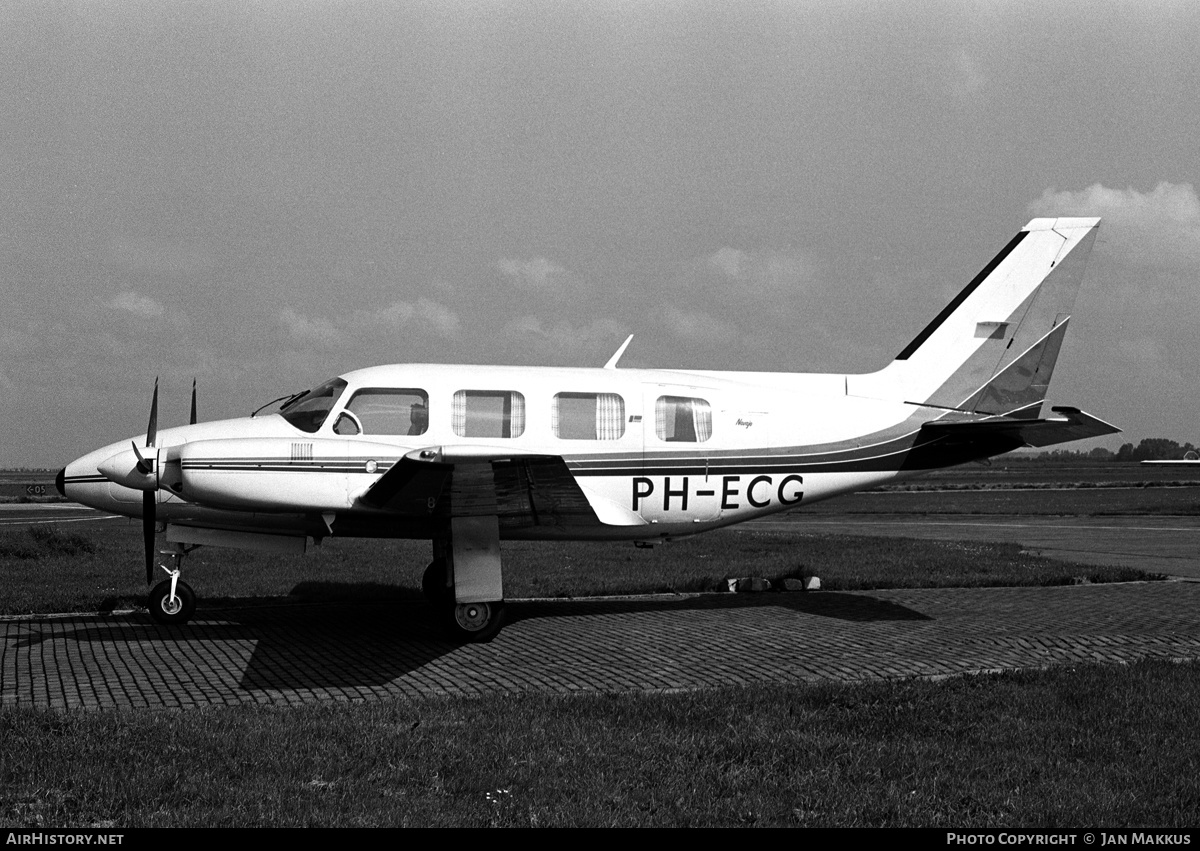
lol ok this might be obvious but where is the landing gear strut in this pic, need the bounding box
[147,543,198,626]
[429,516,507,643]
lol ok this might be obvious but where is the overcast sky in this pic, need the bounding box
[3,1,1198,467]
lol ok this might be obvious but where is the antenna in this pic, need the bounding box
[603,335,634,370]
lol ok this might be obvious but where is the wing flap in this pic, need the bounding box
[490,456,603,526]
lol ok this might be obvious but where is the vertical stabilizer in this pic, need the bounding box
[852,217,1100,417]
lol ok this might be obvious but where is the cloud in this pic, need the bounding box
[368,298,461,338]
[708,247,747,279]
[278,307,341,346]
[949,49,986,99]
[704,247,813,297]
[497,256,569,290]
[413,298,461,338]
[278,298,461,353]
[661,306,737,343]
[501,315,628,363]
[376,301,416,326]
[109,291,166,318]
[1028,182,1200,268]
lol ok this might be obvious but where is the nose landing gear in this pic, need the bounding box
[147,543,198,626]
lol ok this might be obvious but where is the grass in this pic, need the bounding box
[0,525,94,561]
[802,486,1200,516]
[2,660,1198,827]
[0,522,1157,617]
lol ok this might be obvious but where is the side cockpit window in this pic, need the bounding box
[452,390,525,438]
[553,393,625,440]
[280,378,348,434]
[340,389,429,436]
[655,395,712,443]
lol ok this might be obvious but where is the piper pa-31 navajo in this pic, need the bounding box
[59,217,1118,641]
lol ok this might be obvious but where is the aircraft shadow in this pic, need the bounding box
[234,589,930,692]
[7,587,930,696]
[506,589,931,626]
[8,600,455,692]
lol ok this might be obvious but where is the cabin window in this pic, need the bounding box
[342,389,429,436]
[280,378,347,434]
[655,395,712,442]
[452,390,525,438]
[333,413,360,436]
[552,393,625,440]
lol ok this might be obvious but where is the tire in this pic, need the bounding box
[443,600,506,643]
[148,579,197,626]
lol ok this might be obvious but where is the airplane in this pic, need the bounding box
[58,216,1118,641]
[1142,450,1200,465]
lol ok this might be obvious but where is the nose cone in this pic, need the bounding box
[60,440,141,513]
[97,447,156,491]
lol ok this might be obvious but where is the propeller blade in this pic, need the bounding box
[143,379,160,583]
[131,441,154,476]
[190,379,198,425]
[142,490,156,585]
[147,378,159,448]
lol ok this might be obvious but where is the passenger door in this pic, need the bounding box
[639,386,721,524]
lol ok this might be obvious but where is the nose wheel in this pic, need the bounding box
[148,576,196,625]
[146,542,199,625]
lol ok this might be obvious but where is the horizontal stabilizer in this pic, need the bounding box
[919,406,1120,449]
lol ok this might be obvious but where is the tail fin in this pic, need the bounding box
[854,217,1100,418]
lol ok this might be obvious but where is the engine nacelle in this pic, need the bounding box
[176,437,408,512]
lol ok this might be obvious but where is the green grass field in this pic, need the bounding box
[3,661,1198,827]
[0,521,1155,617]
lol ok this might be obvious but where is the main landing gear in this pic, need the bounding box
[147,542,198,626]
[138,519,510,641]
[424,516,507,643]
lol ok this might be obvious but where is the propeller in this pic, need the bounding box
[119,378,196,584]
[143,379,159,585]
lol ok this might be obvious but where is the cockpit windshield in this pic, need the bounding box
[279,377,348,433]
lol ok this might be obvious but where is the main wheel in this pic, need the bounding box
[422,559,451,604]
[148,579,197,626]
[443,600,506,643]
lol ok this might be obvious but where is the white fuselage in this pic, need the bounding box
[62,362,930,543]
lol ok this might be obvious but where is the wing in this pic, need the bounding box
[358,447,646,528]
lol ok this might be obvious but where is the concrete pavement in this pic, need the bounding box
[3,581,1198,710]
